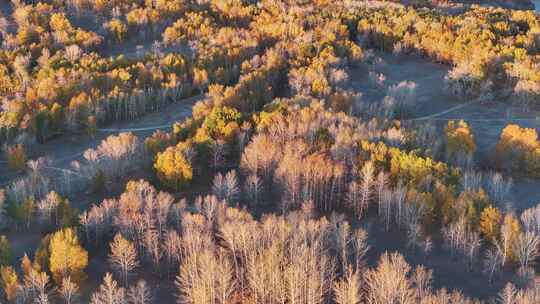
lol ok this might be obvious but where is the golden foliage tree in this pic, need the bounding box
[495,124,540,175]
[479,205,502,244]
[49,228,88,285]
[106,19,128,41]
[154,144,193,190]
[0,266,18,302]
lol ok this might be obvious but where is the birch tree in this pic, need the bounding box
[333,267,361,304]
[59,276,78,304]
[364,252,415,304]
[109,233,139,286]
[513,231,539,270]
[127,280,152,304]
[90,273,125,304]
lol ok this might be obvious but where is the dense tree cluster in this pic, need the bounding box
[1,178,537,303]
[357,5,540,101]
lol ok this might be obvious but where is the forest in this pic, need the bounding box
[1,0,540,303]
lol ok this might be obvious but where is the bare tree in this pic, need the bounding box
[497,282,540,303]
[345,181,361,218]
[333,221,353,273]
[246,244,285,304]
[162,230,181,277]
[497,214,517,267]
[352,229,370,272]
[211,140,227,171]
[406,224,423,253]
[487,172,512,205]
[464,231,482,271]
[442,216,481,269]
[219,217,258,296]
[224,171,240,204]
[513,231,540,270]
[37,191,61,225]
[393,182,406,229]
[357,161,374,218]
[23,270,51,304]
[442,217,466,258]
[274,143,305,212]
[333,267,361,304]
[364,252,415,304]
[240,134,281,185]
[498,283,517,304]
[380,189,393,231]
[143,229,162,272]
[420,289,472,304]
[156,192,173,237]
[212,171,239,204]
[65,45,82,62]
[402,199,430,256]
[59,276,78,304]
[514,266,536,289]
[35,293,50,304]
[216,249,236,304]
[127,280,152,304]
[83,133,141,181]
[0,17,8,37]
[196,195,225,232]
[376,172,388,217]
[212,173,227,201]
[80,199,118,246]
[423,237,433,257]
[109,233,139,286]
[170,199,187,230]
[244,174,263,206]
[385,81,416,117]
[176,248,235,304]
[90,273,126,304]
[483,248,502,283]
[521,204,540,236]
[462,170,482,192]
[284,242,334,304]
[412,265,432,300]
